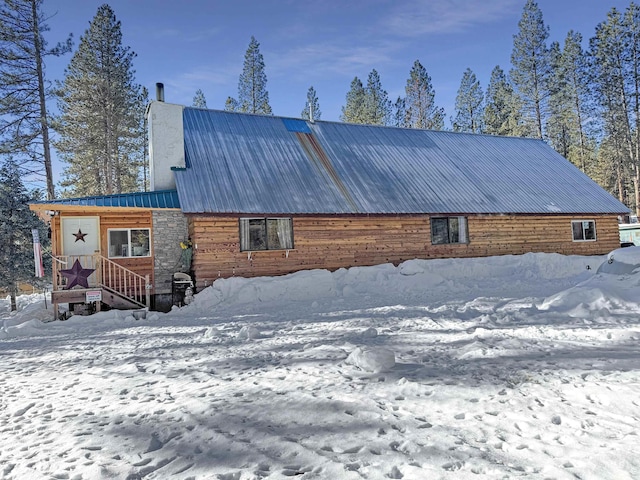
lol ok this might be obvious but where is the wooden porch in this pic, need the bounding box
[51,254,151,319]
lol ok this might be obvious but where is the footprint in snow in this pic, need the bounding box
[442,460,464,471]
[387,465,404,478]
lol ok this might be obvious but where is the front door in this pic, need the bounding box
[60,217,101,288]
[61,217,100,257]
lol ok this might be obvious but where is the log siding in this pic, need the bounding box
[188,214,620,288]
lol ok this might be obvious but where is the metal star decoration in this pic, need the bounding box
[73,229,88,242]
[60,259,95,289]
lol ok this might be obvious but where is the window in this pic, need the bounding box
[431,216,468,245]
[240,218,293,251]
[572,220,596,242]
[108,229,151,258]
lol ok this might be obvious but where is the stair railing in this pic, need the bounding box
[52,254,150,307]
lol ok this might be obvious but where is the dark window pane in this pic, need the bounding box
[448,217,460,243]
[267,218,293,249]
[584,221,596,240]
[266,219,282,249]
[249,219,266,250]
[572,222,584,241]
[109,230,128,257]
[431,218,449,244]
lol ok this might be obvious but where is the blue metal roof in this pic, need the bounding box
[34,190,180,209]
[176,108,629,215]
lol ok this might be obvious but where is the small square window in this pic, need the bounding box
[240,218,293,251]
[108,228,151,258]
[572,220,596,242]
[431,216,468,245]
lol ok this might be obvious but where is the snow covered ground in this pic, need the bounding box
[1,250,640,479]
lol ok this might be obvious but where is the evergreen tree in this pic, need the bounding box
[393,96,406,128]
[301,86,321,120]
[590,3,640,214]
[55,4,146,196]
[510,0,551,139]
[224,96,238,112]
[0,0,72,199]
[0,158,48,311]
[546,32,595,173]
[235,36,272,114]
[483,65,525,136]
[192,89,207,108]
[363,69,392,125]
[452,68,484,133]
[340,76,366,123]
[404,60,444,130]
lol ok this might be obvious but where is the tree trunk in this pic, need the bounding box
[10,285,17,312]
[31,0,55,200]
[634,170,640,217]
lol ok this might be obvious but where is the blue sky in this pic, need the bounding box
[41,0,631,182]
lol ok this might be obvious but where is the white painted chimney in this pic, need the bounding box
[147,100,185,191]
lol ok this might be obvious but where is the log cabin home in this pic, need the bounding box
[31,94,629,317]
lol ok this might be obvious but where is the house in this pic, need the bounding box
[31,94,629,317]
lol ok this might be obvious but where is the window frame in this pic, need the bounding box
[107,228,151,259]
[239,217,294,252]
[571,220,597,242]
[430,216,468,245]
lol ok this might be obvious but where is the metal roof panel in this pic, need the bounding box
[175,108,628,215]
[33,190,181,209]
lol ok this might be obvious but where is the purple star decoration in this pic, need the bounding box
[60,259,95,289]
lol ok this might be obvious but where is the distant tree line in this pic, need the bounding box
[331,1,640,215]
[1,0,640,217]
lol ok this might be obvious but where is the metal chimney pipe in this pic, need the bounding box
[156,82,164,102]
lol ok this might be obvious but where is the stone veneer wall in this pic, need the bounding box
[152,210,189,306]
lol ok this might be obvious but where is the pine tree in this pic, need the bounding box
[546,32,595,173]
[0,158,48,311]
[192,89,207,108]
[301,86,321,120]
[590,4,640,214]
[55,4,146,197]
[363,69,392,125]
[510,0,551,139]
[404,60,445,130]
[483,65,525,136]
[393,96,406,128]
[340,77,366,123]
[0,0,72,199]
[234,36,272,115]
[452,68,484,133]
[224,96,238,112]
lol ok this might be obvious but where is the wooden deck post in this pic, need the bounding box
[145,274,151,308]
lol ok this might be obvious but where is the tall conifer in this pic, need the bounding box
[546,32,594,173]
[0,0,72,199]
[301,86,321,120]
[0,158,48,311]
[590,4,640,213]
[483,66,524,136]
[363,69,392,125]
[340,77,366,123]
[510,0,551,139]
[231,36,272,115]
[404,60,444,130]
[453,68,484,133]
[55,4,145,196]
